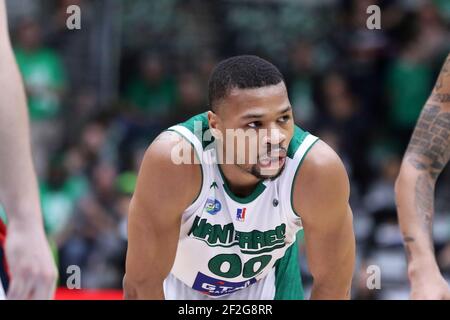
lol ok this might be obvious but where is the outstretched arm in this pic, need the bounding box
[293,141,355,299]
[395,53,450,300]
[0,0,57,300]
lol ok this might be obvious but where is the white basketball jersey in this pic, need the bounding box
[163,113,319,299]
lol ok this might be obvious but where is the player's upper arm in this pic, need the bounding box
[124,131,201,299]
[293,140,355,298]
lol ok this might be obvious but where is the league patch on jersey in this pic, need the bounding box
[192,272,257,297]
[236,208,247,222]
[204,198,222,215]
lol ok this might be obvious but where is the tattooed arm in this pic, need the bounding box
[395,54,450,300]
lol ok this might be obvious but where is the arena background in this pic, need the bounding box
[1,0,450,300]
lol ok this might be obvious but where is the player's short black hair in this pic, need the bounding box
[208,55,285,109]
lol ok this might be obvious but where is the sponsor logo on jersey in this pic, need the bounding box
[210,182,218,189]
[236,208,246,222]
[187,216,286,254]
[204,198,221,215]
[192,272,257,297]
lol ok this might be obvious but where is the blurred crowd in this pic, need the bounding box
[2,0,450,299]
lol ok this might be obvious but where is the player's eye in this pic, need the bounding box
[247,121,262,128]
[278,115,290,123]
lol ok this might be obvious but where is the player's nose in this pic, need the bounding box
[261,127,286,146]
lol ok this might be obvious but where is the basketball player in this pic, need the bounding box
[0,0,57,299]
[124,55,355,300]
[396,53,450,300]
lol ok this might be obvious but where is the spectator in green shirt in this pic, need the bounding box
[14,18,66,120]
[13,18,67,177]
[124,54,177,119]
[386,42,433,147]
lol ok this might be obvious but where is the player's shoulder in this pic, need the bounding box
[293,139,350,207]
[147,130,193,156]
[136,130,202,207]
[143,130,200,175]
[291,139,350,219]
[301,140,345,175]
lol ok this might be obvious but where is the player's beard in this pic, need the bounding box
[250,146,287,180]
[230,143,288,180]
[242,149,287,180]
[248,162,286,180]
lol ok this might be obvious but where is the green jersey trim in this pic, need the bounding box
[164,128,204,206]
[274,230,304,300]
[290,138,320,217]
[178,112,214,149]
[287,126,309,159]
[217,163,267,204]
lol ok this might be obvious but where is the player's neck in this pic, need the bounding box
[218,163,262,198]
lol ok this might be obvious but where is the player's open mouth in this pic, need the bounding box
[258,150,287,168]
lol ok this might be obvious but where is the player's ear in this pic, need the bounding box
[207,110,222,139]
